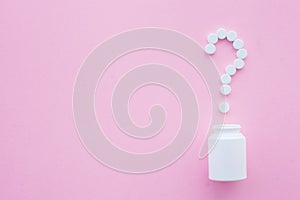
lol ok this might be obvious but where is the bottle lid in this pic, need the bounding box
[213,124,241,134]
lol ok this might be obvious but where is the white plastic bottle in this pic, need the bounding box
[208,124,247,181]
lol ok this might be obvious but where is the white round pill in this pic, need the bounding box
[207,33,218,44]
[237,48,248,59]
[220,74,231,84]
[219,102,230,113]
[227,31,237,42]
[233,58,245,69]
[220,85,231,95]
[217,28,227,39]
[233,39,244,49]
[205,43,216,55]
[225,65,236,75]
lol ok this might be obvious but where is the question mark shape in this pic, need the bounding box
[205,28,248,113]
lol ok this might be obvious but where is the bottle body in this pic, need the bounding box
[208,124,247,181]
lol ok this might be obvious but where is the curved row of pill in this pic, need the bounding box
[204,28,247,113]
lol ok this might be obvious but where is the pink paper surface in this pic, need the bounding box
[1,0,299,199]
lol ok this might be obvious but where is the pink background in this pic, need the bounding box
[1,0,300,199]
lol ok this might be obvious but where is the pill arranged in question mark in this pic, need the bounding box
[216,28,227,39]
[220,85,231,95]
[237,49,248,59]
[205,43,216,55]
[226,31,237,42]
[220,74,232,84]
[225,65,236,76]
[207,33,218,44]
[219,102,230,113]
[233,39,244,50]
[234,58,245,69]
[204,28,247,113]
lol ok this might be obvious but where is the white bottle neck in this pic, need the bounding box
[213,124,241,134]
